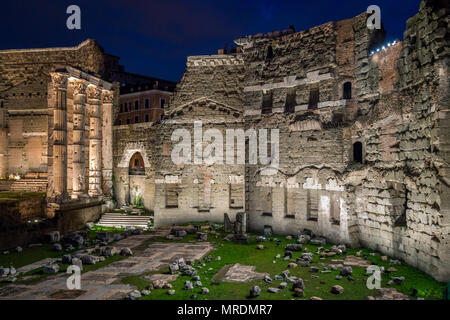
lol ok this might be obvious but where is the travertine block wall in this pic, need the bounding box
[348,0,450,281]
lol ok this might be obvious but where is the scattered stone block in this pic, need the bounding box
[43,264,59,274]
[293,288,304,297]
[285,244,302,251]
[331,285,344,294]
[120,247,133,256]
[62,254,72,264]
[128,290,141,300]
[201,287,209,294]
[197,232,208,242]
[340,266,353,276]
[293,278,304,290]
[250,286,261,297]
[184,281,194,290]
[224,213,232,233]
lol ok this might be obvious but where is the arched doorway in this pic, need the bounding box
[128,152,146,207]
[129,152,145,175]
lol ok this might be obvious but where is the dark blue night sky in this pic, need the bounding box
[0,0,421,82]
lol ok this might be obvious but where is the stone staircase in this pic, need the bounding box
[96,213,152,229]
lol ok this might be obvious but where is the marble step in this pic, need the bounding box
[99,217,150,220]
[97,213,152,228]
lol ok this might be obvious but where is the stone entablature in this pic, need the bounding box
[186,55,244,68]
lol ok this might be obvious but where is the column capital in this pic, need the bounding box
[71,79,88,96]
[102,90,114,104]
[50,73,68,90]
[86,85,102,100]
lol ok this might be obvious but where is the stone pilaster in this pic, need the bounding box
[87,85,102,197]
[101,90,114,196]
[50,73,69,202]
[71,79,87,199]
[0,99,8,178]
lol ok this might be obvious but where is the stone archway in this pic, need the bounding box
[117,143,151,169]
[129,152,145,176]
[114,143,154,211]
[128,152,146,207]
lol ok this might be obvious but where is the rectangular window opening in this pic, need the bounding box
[262,91,273,114]
[308,85,319,110]
[166,184,179,208]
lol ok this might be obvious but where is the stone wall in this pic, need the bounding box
[0,179,47,192]
[0,40,109,177]
[348,0,450,281]
[170,55,244,112]
[113,122,158,211]
[110,0,449,281]
[240,13,377,245]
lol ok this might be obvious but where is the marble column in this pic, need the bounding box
[101,90,114,196]
[87,85,102,197]
[51,73,69,201]
[71,79,87,199]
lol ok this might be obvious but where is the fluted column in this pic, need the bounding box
[51,73,69,201]
[87,85,102,197]
[101,90,114,196]
[71,79,87,199]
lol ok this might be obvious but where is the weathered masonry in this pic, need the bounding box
[113,0,449,281]
[46,67,115,219]
[0,40,119,231]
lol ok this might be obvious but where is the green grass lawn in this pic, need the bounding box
[122,228,446,300]
[0,244,66,269]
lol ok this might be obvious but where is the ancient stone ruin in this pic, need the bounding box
[0,0,448,283]
[112,0,449,282]
[0,41,118,234]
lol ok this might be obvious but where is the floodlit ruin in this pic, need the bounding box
[0,0,448,288]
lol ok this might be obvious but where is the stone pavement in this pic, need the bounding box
[367,288,410,300]
[220,264,269,283]
[327,255,371,269]
[17,258,58,274]
[0,230,213,300]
